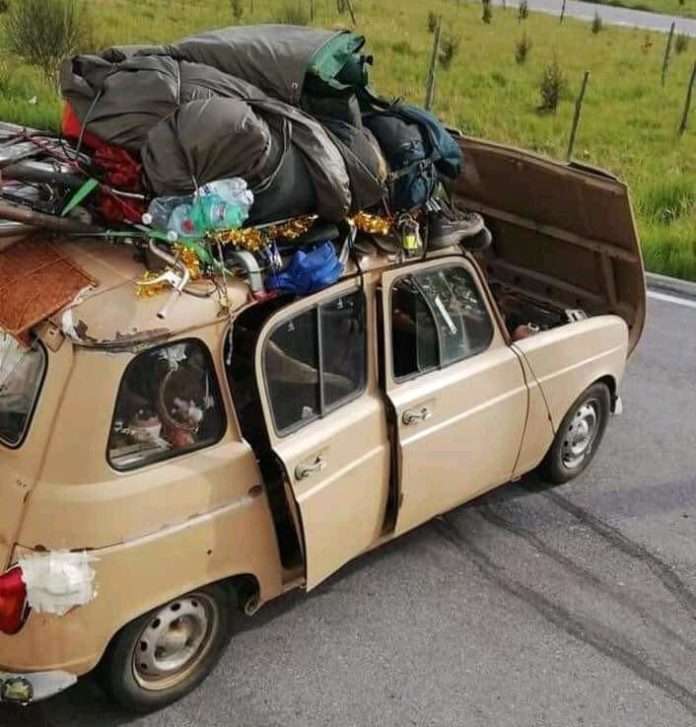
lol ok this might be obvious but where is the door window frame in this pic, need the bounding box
[259,283,369,439]
[385,258,502,386]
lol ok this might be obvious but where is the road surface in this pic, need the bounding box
[497,0,696,35]
[5,288,696,726]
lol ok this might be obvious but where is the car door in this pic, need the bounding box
[255,281,390,589]
[380,257,528,536]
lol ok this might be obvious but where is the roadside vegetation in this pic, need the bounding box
[0,0,695,279]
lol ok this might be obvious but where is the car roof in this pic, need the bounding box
[46,235,419,351]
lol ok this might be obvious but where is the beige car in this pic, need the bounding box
[0,138,645,712]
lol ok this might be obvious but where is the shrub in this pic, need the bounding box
[538,57,566,112]
[591,12,603,33]
[482,0,492,24]
[518,0,529,22]
[4,0,93,84]
[231,0,244,21]
[675,33,689,54]
[0,1,9,13]
[427,10,438,33]
[640,33,653,55]
[277,0,310,24]
[439,35,460,69]
[515,33,532,64]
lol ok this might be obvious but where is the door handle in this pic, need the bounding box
[402,407,432,426]
[295,456,327,481]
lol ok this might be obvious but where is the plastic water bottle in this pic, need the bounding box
[142,196,188,229]
[167,204,197,238]
[199,179,254,210]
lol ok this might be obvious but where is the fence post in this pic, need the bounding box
[567,71,590,161]
[425,16,442,111]
[345,0,357,25]
[662,21,676,86]
[678,60,696,135]
[310,0,315,20]
[560,0,567,23]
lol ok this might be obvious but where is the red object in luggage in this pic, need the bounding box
[61,103,146,223]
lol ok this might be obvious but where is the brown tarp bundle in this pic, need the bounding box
[60,25,387,222]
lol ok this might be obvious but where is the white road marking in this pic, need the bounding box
[648,291,696,310]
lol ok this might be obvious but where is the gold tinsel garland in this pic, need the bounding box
[135,212,393,299]
[211,215,318,251]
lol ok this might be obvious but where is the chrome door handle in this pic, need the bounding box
[295,456,327,480]
[402,407,432,426]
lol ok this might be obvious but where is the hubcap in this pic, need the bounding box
[132,593,218,691]
[560,400,599,470]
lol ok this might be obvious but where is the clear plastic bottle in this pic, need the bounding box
[198,178,254,210]
[142,196,190,229]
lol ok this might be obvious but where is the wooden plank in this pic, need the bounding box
[456,197,639,264]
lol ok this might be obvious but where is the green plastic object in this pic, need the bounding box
[61,178,99,217]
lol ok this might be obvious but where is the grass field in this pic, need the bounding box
[1,0,695,279]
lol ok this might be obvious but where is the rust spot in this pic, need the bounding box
[34,544,48,552]
[248,484,263,498]
[71,319,172,352]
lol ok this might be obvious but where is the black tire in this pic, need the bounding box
[541,382,611,485]
[103,583,233,713]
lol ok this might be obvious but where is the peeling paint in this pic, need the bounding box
[18,551,97,616]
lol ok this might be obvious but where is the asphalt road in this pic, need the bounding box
[4,289,696,726]
[494,0,696,35]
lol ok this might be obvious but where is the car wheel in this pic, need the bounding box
[104,583,233,712]
[541,382,611,485]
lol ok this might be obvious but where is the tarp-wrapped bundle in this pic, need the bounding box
[60,25,392,223]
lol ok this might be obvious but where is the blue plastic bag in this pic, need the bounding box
[267,242,344,295]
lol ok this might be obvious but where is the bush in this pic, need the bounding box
[515,33,532,64]
[518,0,529,22]
[231,0,244,21]
[439,35,460,69]
[538,57,566,112]
[277,0,310,24]
[482,0,492,24]
[640,33,653,55]
[675,33,689,55]
[4,0,93,84]
[0,0,9,13]
[427,10,438,33]
[591,12,603,33]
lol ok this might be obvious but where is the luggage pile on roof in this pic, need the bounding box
[0,24,491,335]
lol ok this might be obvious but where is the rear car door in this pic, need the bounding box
[380,258,528,536]
[256,281,390,589]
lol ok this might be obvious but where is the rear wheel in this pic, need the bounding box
[541,382,611,485]
[104,583,233,712]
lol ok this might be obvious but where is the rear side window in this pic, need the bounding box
[108,340,226,471]
[0,333,46,447]
[264,290,366,435]
[391,265,494,380]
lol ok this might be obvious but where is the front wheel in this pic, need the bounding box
[103,583,233,712]
[541,382,611,485]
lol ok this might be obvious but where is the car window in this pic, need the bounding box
[391,265,493,379]
[0,332,46,448]
[108,339,226,471]
[264,290,366,435]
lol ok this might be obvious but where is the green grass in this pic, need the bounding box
[1,0,696,279]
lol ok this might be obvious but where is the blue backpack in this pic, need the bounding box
[363,102,462,211]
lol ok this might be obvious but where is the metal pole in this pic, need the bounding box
[424,16,442,111]
[662,21,676,86]
[560,0,567,23]
[678,60,696,135]
[567,71,590,161]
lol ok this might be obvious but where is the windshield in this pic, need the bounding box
[0,332,46,447]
